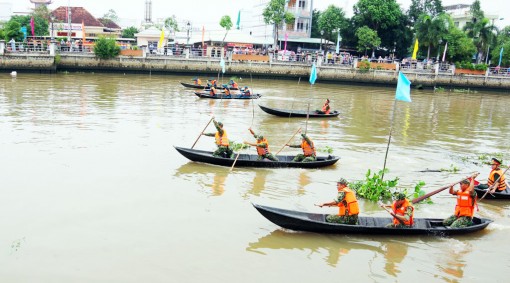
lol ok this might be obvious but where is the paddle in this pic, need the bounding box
[411,172,480,204]
[379,202,406,225]
[479,164,510,201]
[191,116,214,149]
[275,127,302,156]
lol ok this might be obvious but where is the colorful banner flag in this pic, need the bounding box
[157,28,164,49]
[283,32,288,52]
[30,17,35,36]
[498,47,504,67]
[395,72,411,102]
[442,42,448,62]
[309,63,317,85]
[82,20,86,42]
[220,58,225,74]
[236,11,241,30]
[412,39,419,60]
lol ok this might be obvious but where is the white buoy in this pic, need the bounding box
[10,71,17,77]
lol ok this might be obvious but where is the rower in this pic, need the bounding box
[316,178,359,225]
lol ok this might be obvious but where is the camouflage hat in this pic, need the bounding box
[337,178,348,185]
[460,179,470,185]
[492,158,502,165]
[395,192,406,200]
[217,121,223,127]
[256,135,264,140]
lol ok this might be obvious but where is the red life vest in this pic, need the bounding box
[391,199,414,226]
[454,190,476,217]
[301,139,316,156]
[215,130,229,146]
[337,188,359,216]
[488,169,507,191]
[256,138,270,156]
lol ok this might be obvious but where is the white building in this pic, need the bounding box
[444,3,499,30]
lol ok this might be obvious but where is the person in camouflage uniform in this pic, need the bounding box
[286,133,317,162]
[381,192,414,228]
[202,119,233,158]
[317,178,359,225]
[243,127,278,161]
[443,174,479,228]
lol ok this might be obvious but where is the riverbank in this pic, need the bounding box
[1,53,509,91]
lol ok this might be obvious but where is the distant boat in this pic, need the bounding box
[258,104,340,118]
[194,92,261,99]
[10,71,17,77]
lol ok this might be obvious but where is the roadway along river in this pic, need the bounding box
[1,72,509,282]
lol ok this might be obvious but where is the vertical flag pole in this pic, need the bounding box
[381,71,412,182]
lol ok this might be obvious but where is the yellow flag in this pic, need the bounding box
[412,39,419,60]
[157,28,165,49]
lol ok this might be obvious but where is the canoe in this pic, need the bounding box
[180,82,239,90]
[474,185,510,199]
[259,104,340,118]
[194,92,261,99]
[252,203,492,236]
[174,146,339,168]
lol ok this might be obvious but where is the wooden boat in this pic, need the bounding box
[174,146,339,168]
[180,82,239,90]
[474,185,510,199]
[258,104,340,118]
[194,92,261,99]
[252,204,492,236]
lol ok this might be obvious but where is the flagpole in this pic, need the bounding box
[381,99,398,182]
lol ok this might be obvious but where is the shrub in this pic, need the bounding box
[54,54,61,64]
[455,61,488,71]
[358,60,371,73]
[93,36,121,59]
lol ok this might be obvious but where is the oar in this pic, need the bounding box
[379,202,406,225]
[411,172,480,204]
[275,127,302,155]
[191,116,214,149]
[479,164,510,201]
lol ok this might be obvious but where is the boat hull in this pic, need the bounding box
[253,204,492,236]
[194,92,261,99]
[174,146,339,168]
[259,104,339,118]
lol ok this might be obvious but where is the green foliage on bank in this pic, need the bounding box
[93,37,121,59]
[455,62,488,71]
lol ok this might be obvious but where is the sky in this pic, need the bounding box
[6,0,509,30]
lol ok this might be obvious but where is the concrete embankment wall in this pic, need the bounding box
[2,54,510,91]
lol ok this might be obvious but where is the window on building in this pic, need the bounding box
[299,0,305,8]
[297,22,304,31]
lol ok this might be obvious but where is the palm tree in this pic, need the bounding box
[464,17,498,63]
[415,12,450,60]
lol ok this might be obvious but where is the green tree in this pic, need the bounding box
[3,20,23,41]
[262,0,295,49]
[352,0,405,50]
[465,17,496,63]
[164,15,179,32]
[415,13,450,60]
[408,0,444,24]
[93,36,121,59]
[121,26,138,39]
[444,27,476,62]
[317,5,348,44]
[356,26,381,55]
[103,9,119,23]
[219,15,233,44]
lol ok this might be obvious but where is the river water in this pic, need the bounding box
[1,73,509,282]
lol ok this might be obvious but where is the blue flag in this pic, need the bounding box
[220,58,225,74]
[395,72,411,102]
[309,63,317,85]
[236,11,241,30]
[21,26,27,41]
[498,47,504,67]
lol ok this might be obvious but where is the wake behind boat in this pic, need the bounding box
[174,146,339,168]
[194,92,261,99]
[259,104,340,118]
[252,204,492,236]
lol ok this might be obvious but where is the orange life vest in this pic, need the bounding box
[488,169,507,191]
[322,103,330,114]
[256,138,270,156]
[196,79,202,85]
[337,188,359,216]
[391,199,414,226]
[232,82,238,88]
[224,88,231,95]
[215,130,229,147]
[301,139,316,156]
[210,87,218,95]
[211,80,217,87]
[454,190,475,217]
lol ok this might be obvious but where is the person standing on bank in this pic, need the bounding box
[316,178,359,225]
[202,118,233,158]
[478,158,508,193]
[381,192,414,228]
[443,174,480,228]
[286,133,316,162]
[243,128,278,161]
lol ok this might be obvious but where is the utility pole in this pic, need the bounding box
[67,0,71,42]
